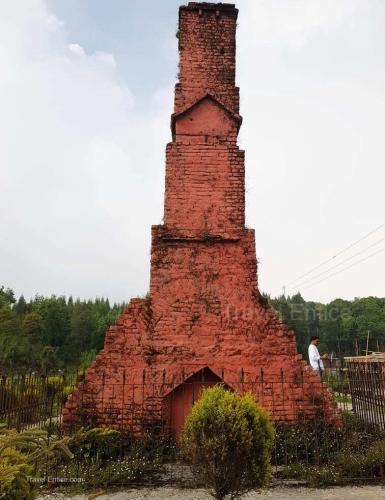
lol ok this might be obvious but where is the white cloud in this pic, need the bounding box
[94,52,116,68]
[68,43,85,56]
[237,0,358,50]
[0,0,171,302]
[0,0,384,304]
[236,0,385,301]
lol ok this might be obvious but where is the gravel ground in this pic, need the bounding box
[37,485,385,499]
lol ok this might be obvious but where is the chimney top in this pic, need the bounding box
[181,2,238,15]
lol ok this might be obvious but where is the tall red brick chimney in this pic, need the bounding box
[63,2,339,437]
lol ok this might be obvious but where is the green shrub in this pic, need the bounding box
[274,415,342,465]
[0,448,34,500]
[84,449,161,487]
[180,385,274,500]
[268,437,385,486]
[55,450,161,490]
[0,424,74,498]
[336,439,385,479]
[55,429,165,489]
[280,462,340,487]
[68,425,171,466]
[273,410,381,467]
[366,440,385,476]
[68,427,121,463]
[276,412,385,485]
[46,376,63,386]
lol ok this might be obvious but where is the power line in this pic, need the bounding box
[286,236,385,293]
[285,222,385,288]
[296,245,385,293]
[272,222,385,296]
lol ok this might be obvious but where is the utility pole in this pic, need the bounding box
[365,330,370,357]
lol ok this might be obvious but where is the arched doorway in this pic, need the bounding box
[162,367,230,441]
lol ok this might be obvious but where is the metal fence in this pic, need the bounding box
[345,356,385,430]
[1,367,384,488]
[0,368,351,434]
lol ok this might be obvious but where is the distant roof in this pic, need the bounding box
[345,352,385,362]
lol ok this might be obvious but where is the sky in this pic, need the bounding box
[0,0,384,304]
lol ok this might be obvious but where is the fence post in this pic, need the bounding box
[121,370,126,431]
[16,375,25,432]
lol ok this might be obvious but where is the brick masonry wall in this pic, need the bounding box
[175,3,239,115]
[63,2,340,433]
[164,143,244,232]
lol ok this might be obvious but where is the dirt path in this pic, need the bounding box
[38,485,385,499]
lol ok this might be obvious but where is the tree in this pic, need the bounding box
[32,297,70,348]
[0,286,15,308]
[180,385,274,500]
[60,303,96,366]
[13,296,27,317]
[270,293,309,357]
[93,308,121,350]
[22,312,44,345]
[21,312,45,371]
[39,346,59,375]
[351,297,385,353]
[0,307,23,373]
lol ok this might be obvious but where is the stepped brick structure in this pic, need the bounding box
[63,2,339,438]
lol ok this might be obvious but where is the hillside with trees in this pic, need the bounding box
[0,285,384,374]
[0,286,124,374]
[269,293,385,360]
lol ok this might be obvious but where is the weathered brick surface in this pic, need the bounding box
[164,143,244,232]
[63,2,340,435]
[175,3,239,115]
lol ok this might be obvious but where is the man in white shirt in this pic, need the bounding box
[308,336,328,374]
